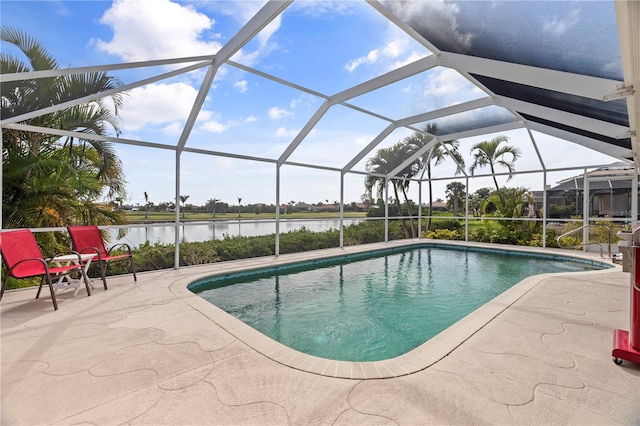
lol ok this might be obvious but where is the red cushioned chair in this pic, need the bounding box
[0,229,91,310]
[67,226,136,290]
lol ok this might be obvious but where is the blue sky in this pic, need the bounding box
[2,0,624,207]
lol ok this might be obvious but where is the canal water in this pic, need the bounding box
[108,218,364,247]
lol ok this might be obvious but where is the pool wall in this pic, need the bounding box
[171,240,618,380]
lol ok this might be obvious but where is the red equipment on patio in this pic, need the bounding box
[67,225,137,290]
[612,224,640,365]
[0,229,91,310]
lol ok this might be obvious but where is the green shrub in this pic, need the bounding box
[429,219,462,231]
[422,229,462,240]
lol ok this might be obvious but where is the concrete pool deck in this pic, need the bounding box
[2,240,640,424]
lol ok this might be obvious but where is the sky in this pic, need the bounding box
[1,0,627,207]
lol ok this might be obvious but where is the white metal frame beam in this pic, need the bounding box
[175,0,292,154]
[615,1,640,166]
[439,52,621,101]
[0,55,216,82]
[366,0,442,55]
[330,55,439,104]
[527,121,633,160]
[1,61,211,126]
[396,97,493,127]
[494,95,630,138]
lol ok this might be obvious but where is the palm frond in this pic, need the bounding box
[0,27,59,71]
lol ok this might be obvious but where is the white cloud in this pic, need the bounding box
[196,110,213,122]
[345,37,427,73]
[245,116,258,123]
[290,1,354,17]
[51,1,71,16]
[424,68,470,96]
[268,106,293,120]
[355,136,370,146]
[234,80,248,93]
[289,93,318,110]
[121,82,200,131]
[345,49,380,73]
[200,120,228,133]
[202,1,282,66]
[289,98,301,109]
[94,0,222,61]
[217,1,282,48]
[542,9,580,36]
[382,40,402,58]
[391,51,429,70]
[275,127,296,138]
[382,1,472,53]
[162,122,183,135]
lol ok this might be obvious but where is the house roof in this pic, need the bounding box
[550,166,640,191]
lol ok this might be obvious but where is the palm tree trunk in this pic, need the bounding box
[427,165,433,232]
[401,185,415,238]
[392,183,410,238]
[490,164,504,206]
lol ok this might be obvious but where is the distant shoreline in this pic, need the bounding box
[124,211,368,224]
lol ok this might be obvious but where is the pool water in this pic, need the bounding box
[191,246,605,362]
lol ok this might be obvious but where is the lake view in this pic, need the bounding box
[109,218,363,247]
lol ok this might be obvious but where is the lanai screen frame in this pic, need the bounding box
[1,0,639,269]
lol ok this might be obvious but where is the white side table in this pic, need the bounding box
[50,253,95,296]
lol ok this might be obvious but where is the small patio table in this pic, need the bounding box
[50,253,95,296]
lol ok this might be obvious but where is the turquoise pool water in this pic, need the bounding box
[190,245,607,362]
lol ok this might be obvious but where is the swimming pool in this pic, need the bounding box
[189,244,610,363]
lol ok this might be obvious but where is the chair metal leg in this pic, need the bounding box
[35,276,46,299]
[100,262,108,290]
[131,257,137,281]
[0,275,10,301]
[80,265,92,296]
[45,272,58,311]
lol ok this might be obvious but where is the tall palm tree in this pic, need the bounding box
[365,142,413,238]
[144,192,150,219]
[209,198,220,217]
[1,27,127,232]
[404,126,464,231]
[469,135,522,204]
[179,195,189,218]
[445,181,466,216]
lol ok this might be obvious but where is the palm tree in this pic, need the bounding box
[365,142,413,238]
[482,187,528,231]
[1,27,127,233]
[404,127,464,231]
[144,192,150,219]
[209,198,220,217]
[2,28,126,194]
[445,181,466,216]
[179,195,189,218]
[469,135,522,204]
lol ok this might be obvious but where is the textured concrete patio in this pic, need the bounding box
[2,241,640,425]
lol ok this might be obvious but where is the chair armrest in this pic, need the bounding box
[78,247,102,258]
[7,257,49,277]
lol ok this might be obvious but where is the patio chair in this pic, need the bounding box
[67,225,137,290]
[0,229,91,310]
